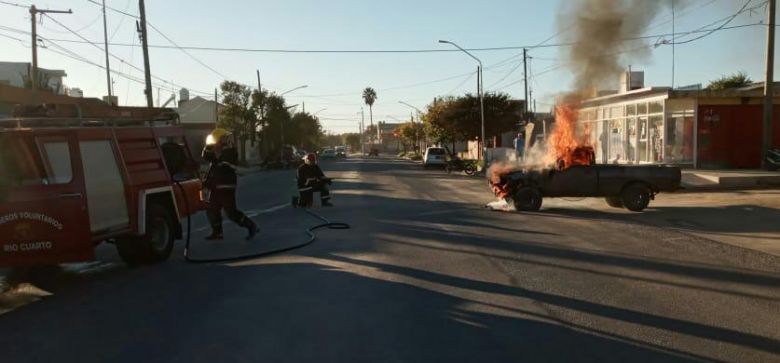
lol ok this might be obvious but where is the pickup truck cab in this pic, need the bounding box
[0,106,202,267]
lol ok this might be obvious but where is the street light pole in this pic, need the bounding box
[359,109,365,155]
[439,40,486,166]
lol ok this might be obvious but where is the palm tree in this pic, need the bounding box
[362,87,377,142]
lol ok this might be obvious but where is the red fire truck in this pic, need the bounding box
[0,104,203,267]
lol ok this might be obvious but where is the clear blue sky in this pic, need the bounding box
[0,0,774,133]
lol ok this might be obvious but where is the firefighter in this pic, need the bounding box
[202,129,259,240]
[297,153,333,207]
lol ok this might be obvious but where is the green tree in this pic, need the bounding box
[396,122,424,152]
[218,81,255,165]
[362,87,378,141]
[422,93,520,151]
[707,72,752,90]
[288,112,323,150]
[259,93,292,157]
[343,133,361,151]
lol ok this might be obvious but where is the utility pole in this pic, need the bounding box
[214,88,218,124]
[672,0,676,89]
[523,48,529,119]
[361,108,365,154]
[101,0,112,98]
[255,69,263,147]
[137,0,153,108]
[763,0,776,169]
[29,5,72,92]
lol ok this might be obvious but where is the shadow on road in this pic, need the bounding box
[0,261,711,363]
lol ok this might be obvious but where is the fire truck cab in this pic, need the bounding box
[0,105,202,267]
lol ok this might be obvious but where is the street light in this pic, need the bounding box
[281,85,308,96]
[438,40,486,166]
[313,108,327,115]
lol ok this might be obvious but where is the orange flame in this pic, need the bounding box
[546,97,593,169]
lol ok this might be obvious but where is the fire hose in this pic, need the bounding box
[174,181,350,264]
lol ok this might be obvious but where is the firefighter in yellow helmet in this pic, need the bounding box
[201,129,258,240]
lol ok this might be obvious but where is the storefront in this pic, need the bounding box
[578,86,780,169]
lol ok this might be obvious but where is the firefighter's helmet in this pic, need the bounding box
[206,128,232,146]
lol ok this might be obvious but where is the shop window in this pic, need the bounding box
[626,104,636,116]
[649,101,664,114]
[609,119,625,162]
[637,103,648,115]
[649,116,664,162]
[638,117,649,162]
[665,116,694,163]
[627,118,638,163]
[611,106,624,118]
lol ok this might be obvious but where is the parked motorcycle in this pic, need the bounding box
[767,148,780,171]
[445,157,477,176]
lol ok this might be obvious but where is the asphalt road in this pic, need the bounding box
[1,156,779,363]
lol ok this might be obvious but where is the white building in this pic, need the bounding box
[0,62,67,94]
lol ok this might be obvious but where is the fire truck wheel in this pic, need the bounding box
[116,204,176,265]
[605,196,624,209]
[513,186,543,211]
[622,184,651,212]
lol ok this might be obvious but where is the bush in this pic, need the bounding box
[409,154,422,161]
[397,151,407,158]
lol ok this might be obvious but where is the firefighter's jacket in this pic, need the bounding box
[204,147,239,190]
[297,164,326,191]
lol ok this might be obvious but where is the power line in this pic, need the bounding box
[663,0,761,45]
[445,70,478,95]
[0,0,28,9]
[15,21,762,56]
[146,22,228,80]
[85,0,228,81]
[39,13,211,96]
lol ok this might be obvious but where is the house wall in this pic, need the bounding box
[697,104,780,168]
[0,63,66,94]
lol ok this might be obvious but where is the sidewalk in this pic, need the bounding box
[682,169,780,191]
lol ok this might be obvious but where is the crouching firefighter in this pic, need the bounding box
[202,128,259,240]
[297,153,333,207]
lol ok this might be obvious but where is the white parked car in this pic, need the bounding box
[423,147,447,168]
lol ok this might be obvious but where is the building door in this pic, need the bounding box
[0,132,93,267]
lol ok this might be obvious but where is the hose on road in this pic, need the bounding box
[175,182,350,264]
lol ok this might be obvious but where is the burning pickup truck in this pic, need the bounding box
[490,146,681,212]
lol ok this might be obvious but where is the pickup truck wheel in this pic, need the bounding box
[464,164,477,176]
[116,204,176,266]
[605,196,624,209]
[622,184,651,212]
[513,187,543,211]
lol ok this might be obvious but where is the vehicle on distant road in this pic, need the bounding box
[423,147,447,168]
[491,146,681,212]
[320,149,337,159]
[335,146,347,158]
